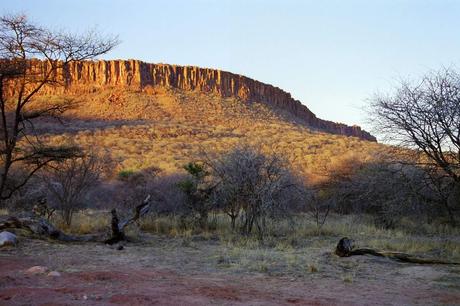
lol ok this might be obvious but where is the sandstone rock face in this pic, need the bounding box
[7,59,376,141]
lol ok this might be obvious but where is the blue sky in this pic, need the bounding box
[2,0,460,132]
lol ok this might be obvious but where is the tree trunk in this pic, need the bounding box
[104,209,125,244]
[230,215,236,230]
[105,194,152,244]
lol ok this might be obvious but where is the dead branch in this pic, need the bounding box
[119,194,151,230]
[335,237,460,265]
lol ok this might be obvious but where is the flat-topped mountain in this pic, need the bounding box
[5,59,382,177]
[13,59,375,141]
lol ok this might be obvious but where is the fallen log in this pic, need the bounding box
[0,194,152,244]
[335,237,460,265]
[0,215,103,242]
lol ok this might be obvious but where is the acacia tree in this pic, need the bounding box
[0,14,118,203]
[42,154,102,226]
[370,68,460,224]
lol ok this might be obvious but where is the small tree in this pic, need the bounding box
[207,147,298,237]
[178,162,214,229]
[211,181,241,230]
[304,189,332,231]
[42,154,102,226]
[0,14,118,204]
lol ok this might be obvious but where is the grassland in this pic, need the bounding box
[14,207,455,265]
[2,208,459,305]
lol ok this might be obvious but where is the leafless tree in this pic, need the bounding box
[0,14,118,203]
[41,154,102,226]
[206,147,299,238]
[303,188,332,231]
[370,68,460,224]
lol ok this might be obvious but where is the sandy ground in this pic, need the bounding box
[1,235,459,305]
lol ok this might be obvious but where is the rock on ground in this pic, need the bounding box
[25,266,49,275]
[47,271,62,277]
[0,231,17,247]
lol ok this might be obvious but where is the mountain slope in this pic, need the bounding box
[9,59,383,178]
[31,88,381,180]
[14,59,375,141]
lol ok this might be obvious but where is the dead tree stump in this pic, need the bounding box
[334,237,354,257]
[105,194,152,245]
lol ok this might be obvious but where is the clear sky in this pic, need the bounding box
[2,0,460,132]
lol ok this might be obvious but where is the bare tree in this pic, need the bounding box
[370,68,460,224]
[304,189,332,231]
[206,147,299,238]
[0,14,118,203]
[41,154,102,226]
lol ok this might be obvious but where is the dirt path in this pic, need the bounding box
[1,237,459,305]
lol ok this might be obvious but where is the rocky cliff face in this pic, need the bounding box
[11,59,376,141]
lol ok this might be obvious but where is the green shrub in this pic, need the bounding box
[118,169,136,180]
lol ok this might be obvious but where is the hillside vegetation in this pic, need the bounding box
[33,87,381,180]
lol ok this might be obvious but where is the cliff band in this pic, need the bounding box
[7,59,376,141]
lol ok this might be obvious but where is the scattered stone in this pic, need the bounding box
[47,271,61,277]
[26,266,49,275]
[0,231,17,247]
[117,245,124,251]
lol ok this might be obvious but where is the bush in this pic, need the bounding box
[118,169,136,180]
[326,159,457,229]
[206,146,301,238]
[41,154,102,226]
[178,162,214,229]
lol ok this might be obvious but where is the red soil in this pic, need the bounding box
[1,256,459,305]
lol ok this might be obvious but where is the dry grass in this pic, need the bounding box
[52,209,110,235]
[2,204,459,283]
[55,209,460,266]
[4,200,459,265]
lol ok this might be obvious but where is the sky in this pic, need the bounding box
[2,0,460,133]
